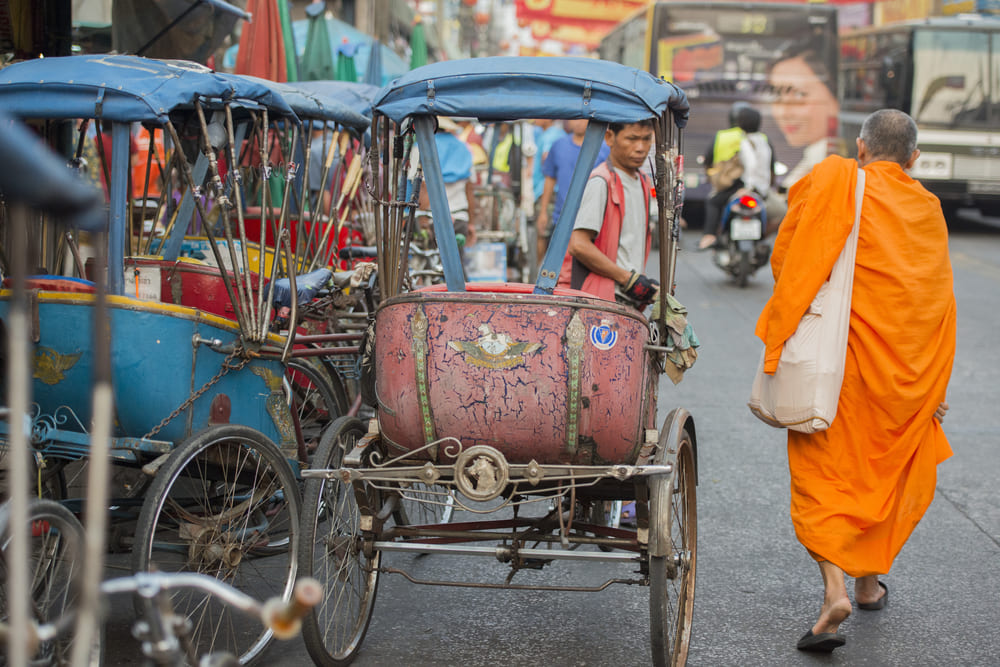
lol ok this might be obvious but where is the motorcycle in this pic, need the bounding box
[713,189,771,287]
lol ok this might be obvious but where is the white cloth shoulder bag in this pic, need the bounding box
[748,169,865,434]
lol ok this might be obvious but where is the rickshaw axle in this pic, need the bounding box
[374,541,642,564]
[379,564,644,593]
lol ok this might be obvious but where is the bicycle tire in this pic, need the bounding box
[0,497,102,666]
[299,417,380,666]
[284,359,348,458]
[131,424,301,665]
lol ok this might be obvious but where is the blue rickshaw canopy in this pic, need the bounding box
[293,80,381,119]
[372,56,689,128]
[234,77,371,132]
[0,54,294,123]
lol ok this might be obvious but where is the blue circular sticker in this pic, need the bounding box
[589,324,617,350]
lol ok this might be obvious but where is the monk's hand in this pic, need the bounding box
[623,270,658,308]
[934,401,949,422]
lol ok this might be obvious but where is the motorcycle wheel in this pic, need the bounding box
[737,251,751,288]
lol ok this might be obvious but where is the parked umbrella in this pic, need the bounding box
[409,15,428,70]
[335,38,359,82]
[278,0,299,81]
[235,0,287,82]
[364,38,383,86]
[301,2,335,81]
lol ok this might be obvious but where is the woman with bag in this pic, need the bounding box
[752,110,956,653]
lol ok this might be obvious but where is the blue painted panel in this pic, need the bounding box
[0,297,290,452]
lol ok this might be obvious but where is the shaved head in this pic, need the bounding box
[859,109,918,166]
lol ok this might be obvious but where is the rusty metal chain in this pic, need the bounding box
[142,349,250,441]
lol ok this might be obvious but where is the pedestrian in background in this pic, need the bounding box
[754,109,956,653]
[531,118,566,259]
[537,119,610,258]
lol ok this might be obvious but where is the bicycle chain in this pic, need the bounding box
[142,349,250,441]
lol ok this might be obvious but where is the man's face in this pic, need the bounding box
[606,123,654,174]
[566,118,589,136]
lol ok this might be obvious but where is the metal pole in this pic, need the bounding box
[413,116,465,291]
[71,231,113,666]
[5,204,30,667]
[534,121,608,295]
[107,122,130,294]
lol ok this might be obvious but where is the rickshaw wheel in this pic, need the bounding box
[300,417,381,666]
[284,359,349,458]
[649,431,697,667]
[393,482,455,527]
[131,425,301,665]
[0,498,103,666]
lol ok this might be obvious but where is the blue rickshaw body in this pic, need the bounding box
[0,295,290,461]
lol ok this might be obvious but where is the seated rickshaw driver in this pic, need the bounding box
[557,119,658,310]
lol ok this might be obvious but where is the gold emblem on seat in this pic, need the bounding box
[448,325,543,370]
[33,347,82,385]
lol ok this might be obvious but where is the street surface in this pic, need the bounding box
[106,215,1000,666]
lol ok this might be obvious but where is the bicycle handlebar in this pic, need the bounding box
[0,572,323,655]
[263,578,324,640]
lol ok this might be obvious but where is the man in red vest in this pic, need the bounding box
[558,119,658,309]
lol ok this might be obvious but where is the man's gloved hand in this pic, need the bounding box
[623,270,658,306]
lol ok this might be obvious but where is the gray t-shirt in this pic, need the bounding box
[574,166,647,287]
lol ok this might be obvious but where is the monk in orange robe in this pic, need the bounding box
[755,109,956,652]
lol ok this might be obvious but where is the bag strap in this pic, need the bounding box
[853,168,865,233]
[846,168,865,253]
[830,168,866,287]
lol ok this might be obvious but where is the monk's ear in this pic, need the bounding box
[903,149,920,171]
[856,138,868,164]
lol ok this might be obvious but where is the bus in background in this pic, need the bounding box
[839,16,1000,220]
[599,2,840,227]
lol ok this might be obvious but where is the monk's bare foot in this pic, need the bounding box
[855,575,887,607]
[811,596,852,636]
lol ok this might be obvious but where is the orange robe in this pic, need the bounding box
[755,155,956,577]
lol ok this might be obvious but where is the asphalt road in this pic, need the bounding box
[105,216,1000,666]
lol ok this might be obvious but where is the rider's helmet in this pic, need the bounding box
[728,101,751,127]
[735,105,762,133]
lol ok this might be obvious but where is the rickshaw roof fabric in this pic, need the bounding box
[0,54,294,123]
[373,57,689,128]
[293,80,381,118]
[235,77,371,131]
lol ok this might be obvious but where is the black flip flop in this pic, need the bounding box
[858,580,889,610]
[797,629,846,652]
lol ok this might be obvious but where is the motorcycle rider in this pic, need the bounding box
[699,103,777,249]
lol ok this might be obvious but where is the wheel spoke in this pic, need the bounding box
[132,425,300,663]
[300,417,380,665]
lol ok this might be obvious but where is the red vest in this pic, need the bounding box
[557,161,652,301]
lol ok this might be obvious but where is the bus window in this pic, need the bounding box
[993,33,1000,123]
[912,30,989,126]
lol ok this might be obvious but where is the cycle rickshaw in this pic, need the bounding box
[0,108,323,666]
[0,54,366,663]
[300,57,700,666]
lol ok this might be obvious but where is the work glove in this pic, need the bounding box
[623,270,658,307]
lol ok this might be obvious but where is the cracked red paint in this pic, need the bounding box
[375,284,657,465]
